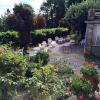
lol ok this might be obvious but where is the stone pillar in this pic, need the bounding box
[84,24,94,54]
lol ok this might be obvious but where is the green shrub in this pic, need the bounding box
[65,0,100,38]
[31,28,68,44]
[56,61,74,76]
[31,65,66,100]
[81,67,99,80]
[34,28,68,36]
[81,67,97,76]
[0,28,68,45]
[25,63,42,78]
[34,51,49,66]
[71,78,92,96]
[0,31,19,45]
[0,46,28,75]
[0,64,66,100]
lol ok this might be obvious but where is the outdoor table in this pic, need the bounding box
[58,38,64,44]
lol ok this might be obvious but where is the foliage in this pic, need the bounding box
[6,3,34,48]
[0,73,17,100]
[0,46,74,100]
[65,0,100,38]
[70,31,81,43]
[40,0,66,27]
[66,0,85,7]
[33,51,49,66]
[32,65,56,82]
[0,28,68,45]
[0,46,28,75]
[0,63,66,100]
[0,31,19,45]
[31,28,68,44]
[25,63,42,78]
[0,72,40,100]
[34,15,46,29]
[0,15,8,32]
[81,66,98,78]
[71,78,92,96]
[34,28,68,35]
[59,18,67,27]
[31,64,66,100]
[54,60,74,76]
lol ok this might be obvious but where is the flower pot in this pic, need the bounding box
[77,96,86,100]
[95,94,100,100]
[92,81,98,91]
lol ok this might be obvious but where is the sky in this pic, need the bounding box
[0,0,45,15]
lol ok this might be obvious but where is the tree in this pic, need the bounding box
[0,15,8,32]
[40,0,66,27]
[6,3,34,49]
[66,0,84,7]
[65,0,100,38]
[33,15,46,29]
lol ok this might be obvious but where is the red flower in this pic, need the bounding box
[84,61,96,67]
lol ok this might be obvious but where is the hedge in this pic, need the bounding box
[0,31,19,45]
[0,28,68,46]
[31,28,68,44]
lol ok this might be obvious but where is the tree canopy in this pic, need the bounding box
[40,0,66,27]
[6,3,34,48]
[66,0,85,7]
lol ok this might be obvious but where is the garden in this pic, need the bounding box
[0,0,100,100]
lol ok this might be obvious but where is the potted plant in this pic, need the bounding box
[71,78,92,100]
[81,66,99,91]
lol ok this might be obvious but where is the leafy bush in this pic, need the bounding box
[56,61,74,76]
[31,28,68,44]
[0,46,68,100]
[34,28,68,36]
[0,46,28,75]
[71,78,92,96]
[0,64,66,100]
[81,66,99,79]
[0,31,19,45]
[25,63,42,78]
[0,28,68,45]
[65,0,100,38]
[31,65,66,100]
[34,51,49,66]
[0,72,40,100]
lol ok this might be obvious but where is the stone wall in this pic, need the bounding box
[84,24,94,54]
[85,9,100,56]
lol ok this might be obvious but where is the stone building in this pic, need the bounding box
[85,9,100,56]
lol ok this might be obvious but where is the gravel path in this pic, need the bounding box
[49,43,85,100]
[49,43,85,76]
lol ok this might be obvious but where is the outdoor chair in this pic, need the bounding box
[58,37,64,44]
[55,36,59,42]
[42,41,47,47]
[65,36,70,42]
[51,41,57,47]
